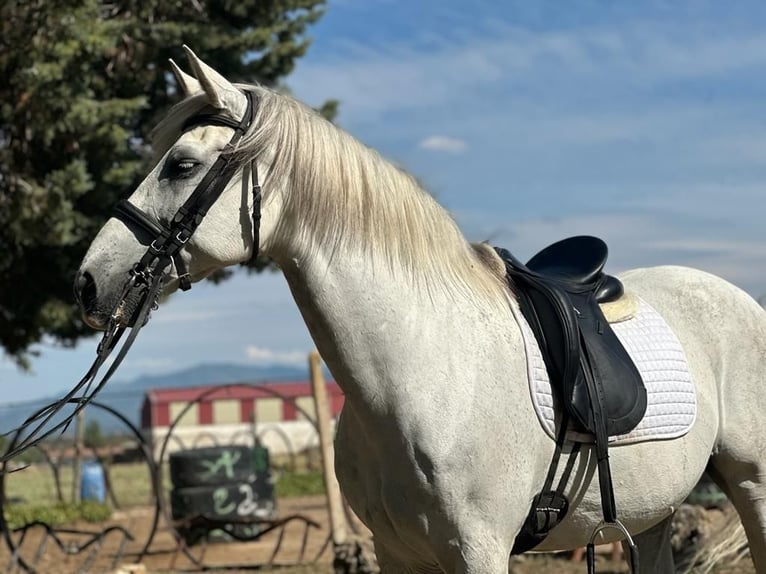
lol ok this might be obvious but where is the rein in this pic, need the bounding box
[3,91,261,460]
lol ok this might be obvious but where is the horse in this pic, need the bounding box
[74,47,766,573]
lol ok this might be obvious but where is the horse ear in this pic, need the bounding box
[182,45,247,117]
[169,59,201,97]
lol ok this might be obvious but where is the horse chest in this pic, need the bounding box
[334,409,450,557]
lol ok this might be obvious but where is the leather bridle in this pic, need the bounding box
[3,91,262,459]
[115,89,262,293]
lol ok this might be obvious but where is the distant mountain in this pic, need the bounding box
[111,362,308,393]
[0,362,308,436]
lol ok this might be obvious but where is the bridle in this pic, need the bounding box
[115,89,262,294]
[3,90,262,459]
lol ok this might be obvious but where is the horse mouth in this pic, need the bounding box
[112,287,153,328]
[82,312,109,331]
[81,286,151,330]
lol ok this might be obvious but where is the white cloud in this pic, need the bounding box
[419,135,467,153]
[454,204,766,297]
[291,20,766,124]
[245,346,308,367]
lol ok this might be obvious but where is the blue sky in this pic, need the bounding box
[2,0,766,404]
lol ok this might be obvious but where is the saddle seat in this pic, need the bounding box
[527,235,606,284]
[526,235,624,303]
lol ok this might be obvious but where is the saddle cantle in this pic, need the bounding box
[496,236,646,437]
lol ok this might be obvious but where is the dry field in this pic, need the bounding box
[0,496,755,574]
[0,463,755,573]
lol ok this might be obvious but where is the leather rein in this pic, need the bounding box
[4,91,262,459]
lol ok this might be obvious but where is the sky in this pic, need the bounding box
[2,0,766,405]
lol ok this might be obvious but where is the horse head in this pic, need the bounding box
[74,47,277,329]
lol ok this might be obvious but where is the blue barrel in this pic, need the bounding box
[80,462,106,502]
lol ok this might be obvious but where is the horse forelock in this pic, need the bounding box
[149,94,210,162]
[151,84,509,305]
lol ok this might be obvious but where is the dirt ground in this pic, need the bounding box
[0,495,755,573]
[0,496,332,573]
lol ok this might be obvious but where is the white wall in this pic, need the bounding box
[144,419,336,461]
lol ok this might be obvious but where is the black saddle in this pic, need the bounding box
[496,236,646,437]
[499,236,647,571]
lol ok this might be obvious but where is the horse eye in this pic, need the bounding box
[166,158,200,179]
[176,160,198,172]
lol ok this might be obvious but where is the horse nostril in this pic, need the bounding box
[74,271,98,310]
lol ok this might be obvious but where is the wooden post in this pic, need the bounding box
[71,409,84,503]
[309,350,348,545]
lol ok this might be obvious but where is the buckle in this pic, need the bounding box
[129,263,150,282]
[149,237,165,253]
[175,230,191,244]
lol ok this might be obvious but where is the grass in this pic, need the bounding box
[3,500,111,529]
[3,460,326,527]
[273,470,324,498]
[5,460,158,508]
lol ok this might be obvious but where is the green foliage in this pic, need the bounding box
[274,470,325,497]
[4,500,111,530]
[15,446,46,465]
[0,0,332,367]
[84,419,105,448]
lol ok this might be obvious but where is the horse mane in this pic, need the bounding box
[151,85,509,304]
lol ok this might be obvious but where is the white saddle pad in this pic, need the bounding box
[516,297,697,446]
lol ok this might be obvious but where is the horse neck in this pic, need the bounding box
[270,194,513,415]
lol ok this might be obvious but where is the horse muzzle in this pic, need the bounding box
[74,270,109,329]
[74,268,157,330]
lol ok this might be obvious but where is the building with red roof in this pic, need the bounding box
[141,380,344,458]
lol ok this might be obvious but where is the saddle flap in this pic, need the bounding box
[511,272,581,401]
[570,292,647,435]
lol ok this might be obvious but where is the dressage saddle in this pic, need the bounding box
[496,236,646,568]
[497,236,646,437]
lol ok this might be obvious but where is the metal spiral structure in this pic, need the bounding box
[0,382,336,573]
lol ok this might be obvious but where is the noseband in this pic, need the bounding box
[114,89,262,292]
[4,91,262,459]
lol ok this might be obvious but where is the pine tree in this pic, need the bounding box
[0,0,332,367]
